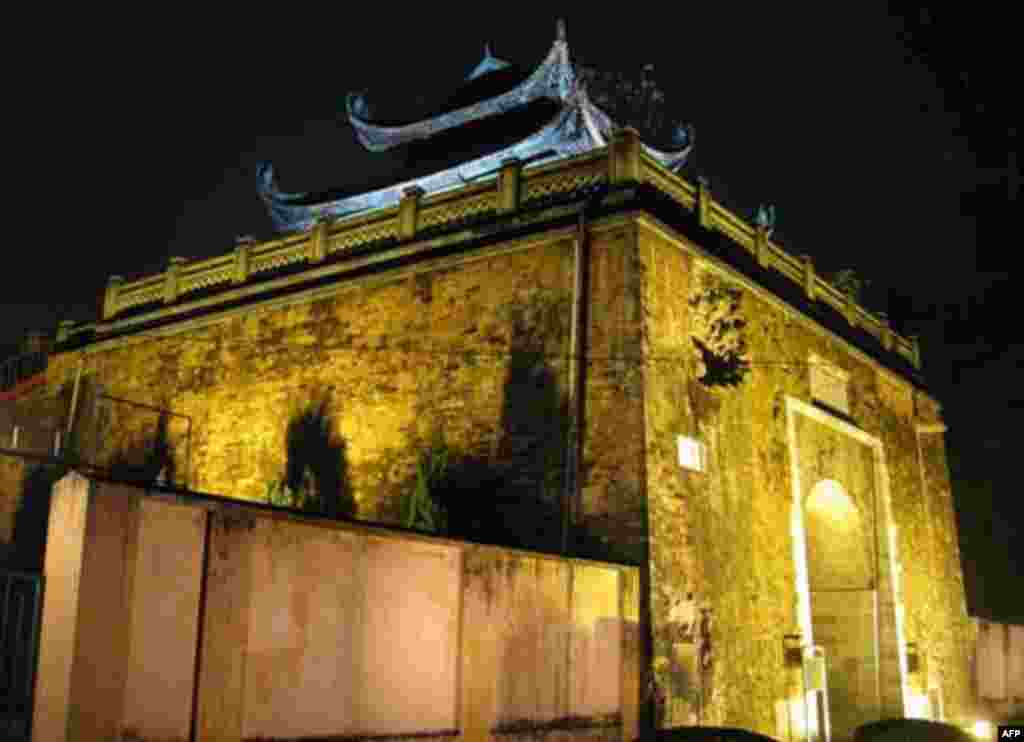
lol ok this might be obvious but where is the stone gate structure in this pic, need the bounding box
[5,20,972,741]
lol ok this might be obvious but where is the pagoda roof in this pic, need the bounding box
[259,20,693,233]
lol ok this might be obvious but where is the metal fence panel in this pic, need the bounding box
[0,568,43,741]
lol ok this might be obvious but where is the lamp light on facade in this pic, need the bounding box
[971,719,993,739]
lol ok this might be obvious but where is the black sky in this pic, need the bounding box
[9,8,1019,619]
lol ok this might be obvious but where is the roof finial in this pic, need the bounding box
[557,18,566,41]
[755,203,776,237]
[484,42,493,57]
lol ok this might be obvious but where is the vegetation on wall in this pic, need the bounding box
[689,275,751,388]
[400,444,449,533]
[829,268,872,305]
[390,293,646,564]
[573,59,688,149]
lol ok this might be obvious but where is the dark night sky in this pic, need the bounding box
[8,8,1019,619]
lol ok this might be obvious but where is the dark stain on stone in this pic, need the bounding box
[243,730,459,742]
[492,713,622,735]
[311,297,336,319]
[687,380,720,423]
[413,273,434,304]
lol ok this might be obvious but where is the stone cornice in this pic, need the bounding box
[58,144,922,380]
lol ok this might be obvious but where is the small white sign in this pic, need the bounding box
[677,435,705,472]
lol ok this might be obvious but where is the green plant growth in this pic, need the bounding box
[830,268,872,304]
[265,466,317,510]
[400,446,449,534]
[689,279,751,387]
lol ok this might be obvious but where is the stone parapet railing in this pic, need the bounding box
[91,129,919,370]
[639,149,920,370]
[521,150,608,203]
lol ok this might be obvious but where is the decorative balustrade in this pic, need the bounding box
[249,235,310,275]
[643,160,696,210]
[179,254,235,294]
[418,182,498,231]
[116,275,164,311]
[522,151,607,202]
[94,137,919,369]
[638,150,921,370]
[327,211,400,254]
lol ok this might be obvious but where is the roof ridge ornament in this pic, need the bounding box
[755,203,777,238]
[671,123,694,150]
[466,42,511,81]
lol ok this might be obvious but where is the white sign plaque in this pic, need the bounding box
[677,435,705,472]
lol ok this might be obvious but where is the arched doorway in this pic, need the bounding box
[803,479,880,742]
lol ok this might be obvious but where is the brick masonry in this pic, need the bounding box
[6,200,973,736]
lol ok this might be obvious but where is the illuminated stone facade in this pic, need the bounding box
[1,26,973,740]
[19,165,971,739]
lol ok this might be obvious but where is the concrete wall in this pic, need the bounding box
[977,618,1024,716]
[32,473,640,742]
[32,474,204,742]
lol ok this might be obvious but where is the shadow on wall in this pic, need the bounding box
[104,411,177,487]
[266,397,357,519]
[7,413,178,569]
[401,300,645,564]
[8,463,62,570]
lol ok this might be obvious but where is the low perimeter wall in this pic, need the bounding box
[976,618,1024,720]
[32,472,641,742]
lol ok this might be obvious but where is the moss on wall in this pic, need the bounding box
[16,210,970,735]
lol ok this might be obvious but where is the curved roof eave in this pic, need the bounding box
[262,101,602,233]
[346,20,576,153]
[260,91,694,233]
[644,139,692,172]
[578,93,692,173]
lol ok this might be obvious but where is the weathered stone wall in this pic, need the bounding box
[0,390,66,557]
[639,221,788,732]
[42,232,588,529]
[39,220,652,564]
[25,206,970,736]
[635,216,973,735]
[577,219,649,563]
